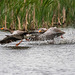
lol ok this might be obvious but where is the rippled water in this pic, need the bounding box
[0,28,75,75]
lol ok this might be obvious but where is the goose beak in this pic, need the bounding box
[0,28,4,30]
[38,30,41,32]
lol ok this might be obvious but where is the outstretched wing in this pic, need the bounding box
[0,30,46,44]
[0,35,21,44]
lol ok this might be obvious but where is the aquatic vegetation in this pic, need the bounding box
[0,0,75,29]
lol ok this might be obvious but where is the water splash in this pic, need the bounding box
[54,28,75,44]
[28,28,75,45]
[0,28,75,45]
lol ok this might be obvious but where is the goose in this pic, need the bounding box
[0,28,46,46]
[28,27,65,41]
[0,27,65,46]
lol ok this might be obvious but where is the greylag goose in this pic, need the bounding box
[28,27,65,41]
[0,28,46,46]
[0,27,65,46]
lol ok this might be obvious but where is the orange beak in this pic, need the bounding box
[38,30,42,32]
[0,28,4,30]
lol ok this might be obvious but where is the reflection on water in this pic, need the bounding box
[3,46,31,50]
[0,28,75,75]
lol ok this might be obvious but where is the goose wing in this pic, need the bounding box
[0,35,23,44]
[37,27,65,40]
[0,31,39,44]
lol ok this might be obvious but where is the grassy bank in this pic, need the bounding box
[0,0,75,30]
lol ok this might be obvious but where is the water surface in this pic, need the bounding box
[0,28,75,75]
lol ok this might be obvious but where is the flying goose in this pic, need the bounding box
[28,27,65,41]
[0,28,46,46]
[0,27,65,46]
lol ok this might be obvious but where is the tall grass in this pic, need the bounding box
[0,0,75,29]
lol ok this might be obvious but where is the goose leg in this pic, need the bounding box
[61,35,64,38]
[26,38,30,41]
[16,40,23,46]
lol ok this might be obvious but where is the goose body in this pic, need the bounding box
[0,27,65,46]
[0,28,44,45]
[0,31,27,44]
[29,27,65,41]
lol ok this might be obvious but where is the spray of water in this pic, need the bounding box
[28,28,75,45]
[0,28,75,46]
[54,28,75,44]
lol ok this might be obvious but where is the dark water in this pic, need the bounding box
[0,28,75,75]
